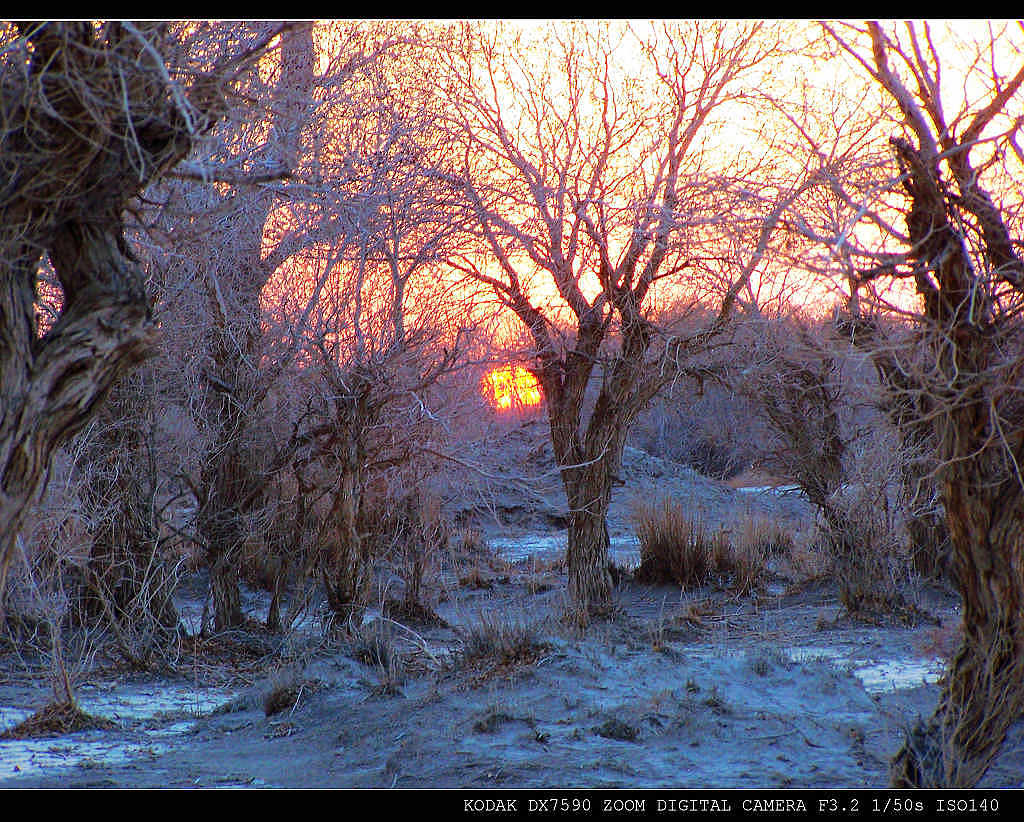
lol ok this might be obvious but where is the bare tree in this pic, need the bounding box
[811,21,1024,787]
[435,21,805,622]
[0,22,278,614]
[737,310,919,615]
[281,51,470,622]
[187,22,316,631]
[144,23,400,631]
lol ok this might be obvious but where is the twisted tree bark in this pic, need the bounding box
[0,21,269,613]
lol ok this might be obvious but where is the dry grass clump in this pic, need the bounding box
[458,566,495,590]
[631,497,714,588]
[711,537,766,596]
[714,516,793,595]
[343,618,406,692]
[458,612,551,669]
[631,499,792,595]
[738,516,794,559]
[261,670,322,717]
[449,527,489,559]
[0,701,116,739]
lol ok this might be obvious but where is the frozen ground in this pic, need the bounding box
[2,556,1021,790]
[2,423,1021,789]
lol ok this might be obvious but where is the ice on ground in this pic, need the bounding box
[0,681,239,782]
[491,533,641,568]
[853,657,945,693]
[786,645,945,694]
[736,485,803,495]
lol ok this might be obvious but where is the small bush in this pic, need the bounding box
[824,483,912,618]
[714,537,767,596]
[458,566,494,590]
[739,517,794,558]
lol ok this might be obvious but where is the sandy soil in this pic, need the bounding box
[3,558,1021,790]
[2,420,1021,789]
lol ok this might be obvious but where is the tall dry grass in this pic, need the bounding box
[630,497,789,594]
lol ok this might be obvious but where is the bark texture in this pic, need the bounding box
[0,23,220,610]
[883,135,1024,786]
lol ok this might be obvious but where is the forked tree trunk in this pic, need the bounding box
[550,397,631,624]
[565,505,614,623]
[564,462,615,623]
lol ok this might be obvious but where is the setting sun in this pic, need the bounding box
[483,365,543,411]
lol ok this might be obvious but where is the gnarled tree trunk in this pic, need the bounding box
[882,134,1024,786]
[891,428,1024,786]
[0,21,263,614]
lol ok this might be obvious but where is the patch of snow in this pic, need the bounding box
[785,645,945,693]
[853,658,945,693]
[0,681,240,783]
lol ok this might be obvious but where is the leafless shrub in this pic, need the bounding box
[1,513,102,711]
[736,312,916,616]
[377,491,450,621]
[68,375,189,665]
[633,385,765,480]
[824,416,926,620]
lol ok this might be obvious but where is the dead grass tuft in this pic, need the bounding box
[261,670,322,717]
[458,612,551,669]
[0,701,116,739]
[631,499,793,595]
[631,497,713,588]
[344,618,406,692]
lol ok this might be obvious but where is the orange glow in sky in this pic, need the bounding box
[483,365,543,411]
